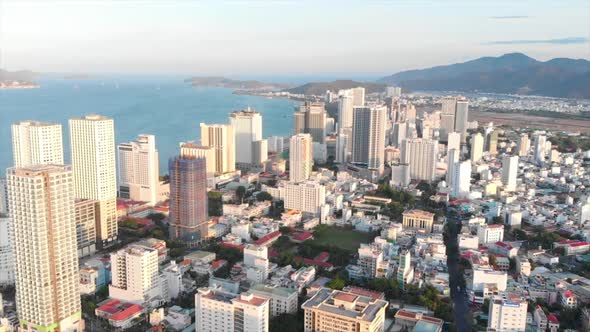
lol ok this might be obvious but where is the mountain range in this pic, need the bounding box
[285,79,386,95]
[378,53,590,99]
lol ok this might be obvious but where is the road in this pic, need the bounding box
[445,210,471,332]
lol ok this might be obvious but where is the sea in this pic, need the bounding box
[0,76,298,174]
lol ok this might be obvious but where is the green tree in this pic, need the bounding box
[326,276,346,290]
[256,191,273,202]
[236,186,247,203]
[208,191,223,216]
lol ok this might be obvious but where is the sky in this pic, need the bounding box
[0,0,589,78]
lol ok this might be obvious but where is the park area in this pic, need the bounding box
[310,225,373,252]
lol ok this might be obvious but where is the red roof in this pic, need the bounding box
[211,259,227,270]
[294,256,334,269]
[314,251,330,262]
[547,314,559,324]
[111,304,142,321]
[97,300,143,321]
[495,241,513,249]
[221,242,245,250]
[292,231,313,242]
[570,242,589,247]
[343,286,384,300]
[255,231,281,246]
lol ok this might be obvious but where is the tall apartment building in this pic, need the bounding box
[283,182,326,215]
[109,244,161,305]
[248,284,298,317]
[0,178,7,215]
[454,99,469,142]
[230,108,267,166]
[293,102,327,143]
[69,114,117,246]
[351,106,387,171]
[447,132,461,153]
[289,134,313,183]
[302,288,387,332]
[117,134,159,205]
[534,135,547,165]
[452,160,471,198]
[11,120,64,167]
[470,133,484,163]
[501,155,519,191]
[446,148,459,185]
[517,133,530,157]
[75,199,98,257]
[487,294,527,332]
[487,130,499,156]
[180,142,216,178]
[401,138,438,182]
[200,123,236,174]
[0,214,14,286]
[195,288,270,332]
[337,94,354,129]
[440,97,457,140]
[168,156,208,245]
[402,210,435,233]
[350,87,365,107]
[6,165,83,332]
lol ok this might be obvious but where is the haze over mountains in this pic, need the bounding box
[379,53,590,99]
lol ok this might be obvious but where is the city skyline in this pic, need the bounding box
[1,0,588,75]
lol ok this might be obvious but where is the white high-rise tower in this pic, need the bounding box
[7,165,83,332]
[337,94,354,129]
[470,133,484,163]
[351,106,387,171]
[289,134,313,183]
[11,120,64,167]
[69,114,118,245]
[401,138,438,182]
[229,108,266,166]
[501,155,519,191]
[200,123,236,174]
[117,134,160,206]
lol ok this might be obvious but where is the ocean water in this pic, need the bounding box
[0,77,297,174]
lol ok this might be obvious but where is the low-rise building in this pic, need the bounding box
[248,284,298,317]
[302,288,388,332]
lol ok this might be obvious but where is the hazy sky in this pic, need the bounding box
[1,0,589,76]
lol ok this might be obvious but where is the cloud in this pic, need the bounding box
[485,37,589,45]
[489,15,530,20]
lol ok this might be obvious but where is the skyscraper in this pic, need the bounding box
[11,120,64,167]
[391,122,407,148]
[470,133,484,163]
[440,97,457,140]
[200,123,236,174]
[397,251,414,290]
[447,131,461,154]
[351,106,387,171]
[293,102,327,143]
[0,214,14,286]
[69,114,117,246]
[169,156,208,245]
[452,160,471,198]
[7,165,83,332]
[487,130,499,156]
[351,87,366,107]
[229,108,266,166]
[337,94,354,129]
[517,133,530,157]
[401,138,438,182]
[534,135,546,165]
[454,99,469,142]
[335,128,349,163]
[117,134,159,206]
[446,148,459,185]
[502,155,519,191]
[180,143,216,178]
[289,134,313,183]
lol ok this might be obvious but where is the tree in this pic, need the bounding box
[326,276,346,290]
[236,186,247,203]
[256,191,273,202]
[270,314,302,332]
[208,191,223,216]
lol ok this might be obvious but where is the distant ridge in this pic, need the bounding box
[186,76,291,90]
[285,80,386,95]
[378,53,590,99]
